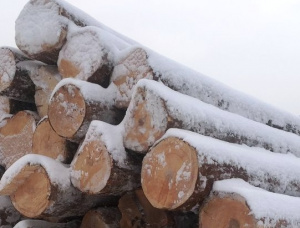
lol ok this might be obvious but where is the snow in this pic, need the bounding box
[130,79,300,157]
[213,179,300,226]
[0,196,20,226]
[0,48,16,91]
[160,128,300,196]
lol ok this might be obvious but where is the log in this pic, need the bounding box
[0,154,118,220]
[112,46,300,135]
[32,117,77,163]
[0,96,36,116]
[118,189,174,228]
[14,220,80,228]
[123,79,300,155]
[48,78,125,142]
[70,121,140,195]
[199,179,300,228]
[0,110,39,168]
[80,208,121,228]
[141,129,300,211]
[15,0,134,64]
[0,47,35,103]
[0,196,21,227]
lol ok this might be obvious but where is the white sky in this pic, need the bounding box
[1,0,300,114]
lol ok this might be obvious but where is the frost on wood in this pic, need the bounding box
[124,79,300,155]
[0,196,21,227]
[71,121,140,195]
[200,179,300,228]
[142,129,300,210]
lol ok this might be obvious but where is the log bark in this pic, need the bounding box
[58,26,116,88]
[123,79,300,155]
[199,179,300,228]
[15,0,134,64]
[13,220,80,228]
[32,117,77,163]
[118,189,174,228]
[0,154,118,220]
[0,110,39,168]
[111,47,300,136]
[70,121,140,195]
[141,129,300,211]
[0,47,35,103]
[48,78,125,142]
[80,208,121,228]
[0,96,36,119]
[0,196,21,227]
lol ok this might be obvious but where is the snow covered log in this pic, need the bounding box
[124,79,300,155]
[48,78,124,142]
[200,179,300,228]
[32,117,77,163]
[80,207,120,228]
[0,47,36,103]
[0,96,36,117]
[0,111,39,168]
[118,189,174,228]
[15,0,134,64]
[0,154,118,220]
[142,129,300,211]
[0,196,21,227]
[13,220,80,228]
[71,121,140,195]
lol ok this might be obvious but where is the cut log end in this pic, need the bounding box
[141,137,199,210]
[8,165,51,218]
[199,195,256,228]
[80,208,120,228]
[48,84,86,138]
[71,139,112,194]
[0,48,16,92]
[59,59,80,79]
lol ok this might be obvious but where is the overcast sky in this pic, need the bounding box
[1,0,300,114]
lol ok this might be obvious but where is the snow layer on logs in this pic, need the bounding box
[126,79,300,156]
[157,128,300,195]
[212,179,300,227]
[0,196,21,226]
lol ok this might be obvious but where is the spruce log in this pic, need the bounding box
[199,179,300,228]
[112,46,300,135]
[80,208,121,228]
[118,189,174,228]
[71,121,140,195]
[0,47,35,103]
[0,196,21,227]
[124,79,300,155]
[0,111,39,168]
[32,117,77,163]
[141,129,300,211]
[48,78,124,142]
[14,220,80,228]
[0,154,118,220]
[15,0,134,64]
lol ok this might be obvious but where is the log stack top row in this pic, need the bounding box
[1,0,300,227]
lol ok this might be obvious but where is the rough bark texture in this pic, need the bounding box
[80,208,121,228]
[118,189,174,228]
[142,136,300,211]
[48,81,125,143]
[32,117,77,163]
[0,111,39,168]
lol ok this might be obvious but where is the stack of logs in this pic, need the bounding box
[1,0,300,227]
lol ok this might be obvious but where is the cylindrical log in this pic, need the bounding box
[32,117,77,163]
[0,47,35,103]
[0,196,21,227]
[112,46,300,136]
[118,189,174,228]
[0,110,39,168]
[80,208,121,228]
[200,179,300,228]
[141,129,300,211]
[15,0,134,64]
[0,154,118,220]
[71,121,140,195]
[48,78,125,142]
[123,79,300,155]
[14,220,80,228]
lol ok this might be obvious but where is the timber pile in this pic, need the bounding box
[1,0,300,227]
